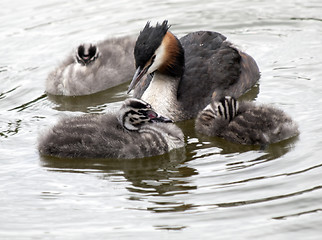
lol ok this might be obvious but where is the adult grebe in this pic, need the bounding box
[127,20,260,122]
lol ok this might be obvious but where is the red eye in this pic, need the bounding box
[147,110,157,119]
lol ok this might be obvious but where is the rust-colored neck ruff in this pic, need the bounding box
[158,31,185,78]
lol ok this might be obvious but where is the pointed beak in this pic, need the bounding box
[147,110,173,123]
[127,66,149,94]
[151,115,173,123]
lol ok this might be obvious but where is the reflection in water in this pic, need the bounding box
[196,131,299,170]
[273,208,322,220]
[0,87,19,100]
[238,83,260,102]
[216,185,322,208]
[8,94,47,112]
[154,225,187,231]
[0,119,22,138]
[41,147,198,213]
[47,82,130,113]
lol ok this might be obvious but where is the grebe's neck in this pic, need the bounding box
[157,31,185,78]
[141,72,180,120]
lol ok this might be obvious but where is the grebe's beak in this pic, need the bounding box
[127,65,149,94]
[147,110,173,123]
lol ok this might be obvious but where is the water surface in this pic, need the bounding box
[1,0,322,239]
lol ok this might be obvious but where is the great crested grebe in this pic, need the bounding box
[46,36,136,96]
[38,98,184,159]
[195,96,299,146]
[127,20,260,122]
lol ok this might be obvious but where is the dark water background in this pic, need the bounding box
[1,0,322,239]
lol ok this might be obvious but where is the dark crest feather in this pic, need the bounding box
[134,20,170,68]
[129,99,149,109]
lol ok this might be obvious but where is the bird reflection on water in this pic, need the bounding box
[40,147,199,213]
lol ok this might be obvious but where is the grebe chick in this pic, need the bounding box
[75,43,99,66]
[38,98,184,159]
[195,96,299,146]
[46,36,136,96]
[127,20,260,121]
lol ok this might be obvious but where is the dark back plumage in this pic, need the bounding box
[130,21,260,122]
[38,98,184,159]
[195,96,299,146]
[177,31,245,119]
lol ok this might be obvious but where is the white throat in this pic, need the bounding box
[147,41,166,74]
[141,73,178,119]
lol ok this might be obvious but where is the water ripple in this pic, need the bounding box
[1,0,322,239]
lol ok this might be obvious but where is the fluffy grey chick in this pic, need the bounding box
[195,96,299,146]
[46,36,136,96]
[38,98,184,159]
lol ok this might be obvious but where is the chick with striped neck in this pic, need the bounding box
[128,20,260,122]
[195,95,299,146]
[38,98,184,159]
[46,36,136,96]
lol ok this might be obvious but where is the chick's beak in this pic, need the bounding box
[151,115,173,123]
[127,66,149,94]
[147,110,173,123]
